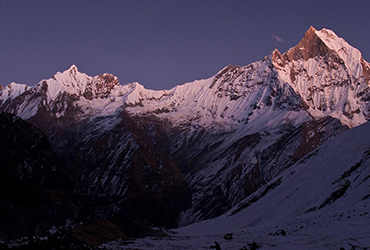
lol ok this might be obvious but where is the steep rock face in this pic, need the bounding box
[120,27,366,223]
[0,113,76,240]
[174,116,347,224]
[0,65,123,133]
[276,27,370,127]
[158,117,370,250]
[0,27,369,228]
[49,111,192,228]
[126,58,309,130]
[0,67,192,229]
[0,82,30,106]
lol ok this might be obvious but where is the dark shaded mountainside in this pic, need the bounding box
[1,26,370,247]
[0,113,74,239]
[0,112,188,249]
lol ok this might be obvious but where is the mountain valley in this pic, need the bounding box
[1,26,370,249]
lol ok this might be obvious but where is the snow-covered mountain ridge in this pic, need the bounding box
[117,27,370,129]
[126,26,370,128]
[2,28,370,130]
[117,106,370,250]
[0,82,30,103]
[276,26,370,127]
[1,27,370,244]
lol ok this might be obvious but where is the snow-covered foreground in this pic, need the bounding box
[102,212,369,249]
[102,120,370,250]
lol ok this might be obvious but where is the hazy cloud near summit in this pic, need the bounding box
[272,34,284,43]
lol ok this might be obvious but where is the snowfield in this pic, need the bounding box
[102,119,370,249]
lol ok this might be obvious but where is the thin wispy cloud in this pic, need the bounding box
[272,34,284,43]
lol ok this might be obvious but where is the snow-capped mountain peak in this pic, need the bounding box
[2,27,370,247]
[284,26,365,79]
[45,65,91,100]
[0,82,30,105]
[2,27,370,131]
[0,65,124,128]
[285,26,340,62]
[274,26,370,127]
[316,28,363,74]
[35,65,121,103]
[67,64,79,74]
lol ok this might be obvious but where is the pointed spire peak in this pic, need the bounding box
[272,48,282,56]
[69,64,78,70]
[305,27,348,52]
[54,64,84,79]
[301,26,318,41]
[308,26,317,32]
[270,48,282,62]
[285,26,331,61]
[56,64,80,76]
[271,48,285,66]
[67,64,79,74]
[55,64,83,78]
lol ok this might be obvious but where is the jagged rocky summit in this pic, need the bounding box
[1,26,370,246]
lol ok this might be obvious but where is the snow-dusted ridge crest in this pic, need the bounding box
[1,26,370,129]
[126,25,370,128]
[2,27,370,245]
[2,27,370,130]
[274,26,370,127]
[116,109,370,250]
[0,82,30,103]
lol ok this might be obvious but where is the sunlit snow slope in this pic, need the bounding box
[1,26,370,232]
[111,112,370,250]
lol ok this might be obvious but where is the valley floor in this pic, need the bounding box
[100,203,370,250]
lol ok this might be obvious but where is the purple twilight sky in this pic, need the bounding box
[1,0,370,90]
